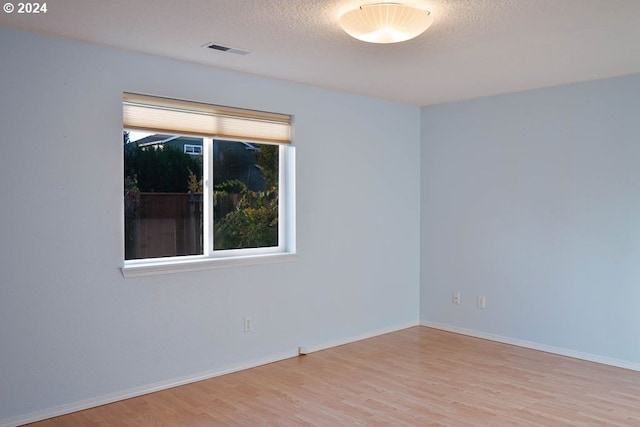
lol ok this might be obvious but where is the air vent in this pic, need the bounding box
[207,43,231,52]
[203,42,250,56]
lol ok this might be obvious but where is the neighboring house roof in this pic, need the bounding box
[134,134,186,148]
[131,134,257,151]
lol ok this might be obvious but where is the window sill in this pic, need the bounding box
[121,252,296,278]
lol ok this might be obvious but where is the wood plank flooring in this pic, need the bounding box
[26,327,640,426]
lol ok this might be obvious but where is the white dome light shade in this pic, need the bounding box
[339,3,433,44]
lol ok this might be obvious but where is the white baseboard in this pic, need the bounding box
[420,320,640,372]
[297,320,420,355]
[1,350,298,427]
[1,320,419,427]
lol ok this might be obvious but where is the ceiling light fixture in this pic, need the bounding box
[339,2,433,44]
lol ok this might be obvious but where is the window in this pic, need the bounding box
[122,93,295,276]
[184,144,202,155]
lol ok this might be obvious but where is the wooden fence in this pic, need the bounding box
[128,192,203,259]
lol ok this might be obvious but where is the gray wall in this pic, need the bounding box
[0,27,421,422]
[421,74,640,363]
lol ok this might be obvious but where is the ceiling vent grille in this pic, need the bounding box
[204,43,250,56]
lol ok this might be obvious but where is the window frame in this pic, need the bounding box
[121,95,295,278]
[203,137,286,258]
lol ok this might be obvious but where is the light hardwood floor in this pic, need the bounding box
[27,327,640,426]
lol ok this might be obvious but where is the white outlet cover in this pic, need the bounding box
[244,317,253,332]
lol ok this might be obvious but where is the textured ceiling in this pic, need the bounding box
[2,0,640,105]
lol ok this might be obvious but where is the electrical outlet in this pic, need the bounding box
[244,317,253,332]
[477,296,486,309]
[452,292,461,305]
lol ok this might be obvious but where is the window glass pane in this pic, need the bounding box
[213,140,279,250]
[124,131,203,260]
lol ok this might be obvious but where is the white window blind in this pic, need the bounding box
[123,93,291,144]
